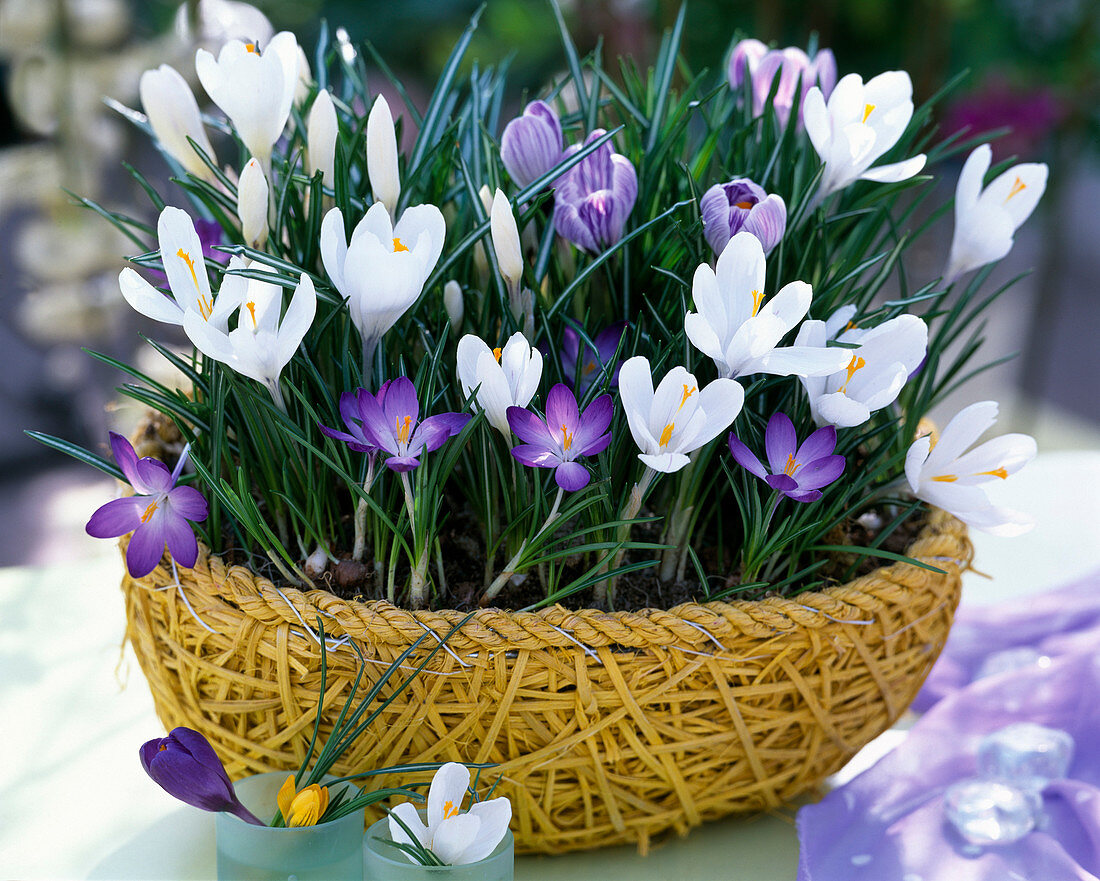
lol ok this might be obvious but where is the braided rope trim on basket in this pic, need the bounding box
[127,506,970,651]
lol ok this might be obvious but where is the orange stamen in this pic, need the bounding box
[582,360,597,376]
[836,355,866,394]
[443,800,460,820]
[980,467,1009,480]
[932,474,957,483]
[392,237,409,253]
[750,289,764,316]
[492,347,502,362]
[679,384,697,409]
[395,415,412,445]
[176,248,200,289]
[562,424,573,451]
[659,423,675,448]
[734,200,754,209]
[245,301,257,327]
[783,454,802,477]
[245,42,258,54]
[141,501,158,523]
[862,103,875,124]
[1006,176,1027,201]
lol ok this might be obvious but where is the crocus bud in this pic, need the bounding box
[294,44,312,105]
[699,178,787,256]
[500,99,564,189]
[139,64,217,181]
[444,280,464,332]
[554,130,638,253]
[727,38,768,90]
[478,184,493,216]
[307,89,337,182]
[366,94,400,216]
[237,157,269,249]
[139,727,263,825]
[277,775,329,827]
[490,188,523,293]
[808,48,837,98]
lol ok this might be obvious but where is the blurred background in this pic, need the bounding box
[0,0,1097,566]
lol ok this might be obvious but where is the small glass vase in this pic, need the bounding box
[363,813,514,880]
[215,771,364,881]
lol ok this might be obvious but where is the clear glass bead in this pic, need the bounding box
[978,722,1074,792]
[944,778,1040,846]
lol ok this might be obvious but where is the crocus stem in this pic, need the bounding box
[482,488,564,604]
[362,335,379,390]
[597,467,656,609]
[400,472,429,608]
[233,803,266,827]
[352,458,376,562]
[267,379,287,413]
[658,464,696,582]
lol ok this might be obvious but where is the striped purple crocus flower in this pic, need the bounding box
[501,99,564,190]
[699,177,787,256]
[553,130,638,254]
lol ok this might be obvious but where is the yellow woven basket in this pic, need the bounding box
[121,507,969,854]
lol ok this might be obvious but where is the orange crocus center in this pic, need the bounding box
[396,415,412,445]
[659,423,675,448]
[679,383,697,409]
[443,800,460,820]
[1006,176,1027,201]
[862,103,876,124]
[932,474,957,482]
[783,454,802,477]
[836,355,866,394]
[245,301,257,327]
[980,467,1009,480]
[734,200,754,209]
[245,42,258,54]
[177,248,213,320]
[492,347,503,362]
[141,501,158,523]
[750,289,765,316]
[561,424,574,451]
[392,237,409,253]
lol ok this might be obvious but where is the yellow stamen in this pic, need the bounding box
[582,360,597,376]
[980,467,1009,480]
[443,800,460,820]
[734,200,754,209]
[932,474,957,483]
[783,454,802,477]
[862,103,876,124]
[750,289,764,317]
[245,301,257,327]
[836,355,866,394]
[492,347,502,363]
[562,424,573,451]
[659,423,675,448]
[395,415,412,445]
[140,501,158,523]
[392,237,409,253]
[679,384,697,409]
[176,248,199,288]
[1006,176,1026,201]
[245,42,258,54]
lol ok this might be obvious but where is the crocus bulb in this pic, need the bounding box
[139,64,217,181]
[306,89,337,182]
[366,94,401,216]
[237,157,269,249]
[195,31,300,168]
[944,144,1048,284]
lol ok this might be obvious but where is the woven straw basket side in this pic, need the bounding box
[121,508,970,854]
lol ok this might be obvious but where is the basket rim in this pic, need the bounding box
[124,507,970,651]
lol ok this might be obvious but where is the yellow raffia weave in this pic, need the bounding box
[121,509,969,854]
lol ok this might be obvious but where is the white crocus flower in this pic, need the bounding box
[456,332,543,436]
[944,144,1048,284]
[619,356,745,473]
[490,188,523,295]
[803,71,927,200]
[195,31,299,169]
[139,65,217,181]
[389,763,511,866]
[183,269,316,408]
[685,232,852,380]
[905,401,1036,536]
[118,206,235,330]
[443,280,464,332]
[306,89,337,182]
[366,94,401,216]
[794,314,927,428]
[237,157,269,249]
[320,202,445,364]
[294,44,312,105]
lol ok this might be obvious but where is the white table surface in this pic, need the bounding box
[3,451,1099,880]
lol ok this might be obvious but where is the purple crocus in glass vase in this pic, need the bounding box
[728,412,844,502]
[561,322,627,393]
[140,726,263,825]
[553,129,638,253]
[500,99,564,189]
[699,178,787,256]
[507,384,613,491]
[85,432,208,577]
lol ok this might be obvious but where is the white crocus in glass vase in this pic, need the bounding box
[184,268,316,409]
[195,31,300,171]
[139,65,217,181]
[685,232,853,380]
[237,157,269,249]
[619,356,744,474]
[803,70,927,200]
[794,314,927,428]
[944,144,1048,284]
[320,202,445,377]
[905,401,1037,535]
[389,763,512,866]
[456,332,543,436]
[118,206,235,330]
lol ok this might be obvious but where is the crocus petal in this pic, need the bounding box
[511,444,560,469]
[766,473,800,492]
[555,460,591,491]
[815,392,872,428]
[507,407,556,446]
[126,523,167,577]
[162,514,200,569]
[389,801,430,854]
[693,379,746,449]
[727,434,768,480]
[544,384,580,434]
[795,454,846,490]
[458,798,513,863]
[166,484,208,522]
[572,394,614,453]
[501,99,564,189]
[86,496,148,538]
[618,356,657,451]
[384,456,421,472]
[319,207,349,294]
[859,154,927,183]
[427,762,470,831]
[159,207,214,317]
[118,268,185,325]
[764,412,798,474]
[795,425,838,464]
[110,432,143,489]
[431,814,482,865]
[639,451,691,473]
[414,414,470,454]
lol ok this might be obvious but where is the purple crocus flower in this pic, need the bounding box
[86,432,208,578]
[728,412,844,502]
[553,129,638,254]
[501,99,564,190]
[700,178,787,256]
[140,727,263,825]
[319,387,382,455]
[728,38,769,90]
[195,218,231,266]
[561,322,627,393]
[752,47,837,128]
[507,384,612,491]
[351,376,469,472]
